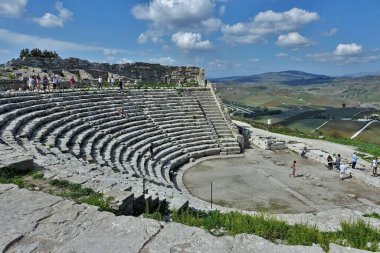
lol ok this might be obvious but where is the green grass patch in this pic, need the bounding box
[0,167,25,188]
[363,213,380,220]
[147,208,380,252]
[48,179,113,211]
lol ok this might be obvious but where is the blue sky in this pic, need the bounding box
[0,0,380,78]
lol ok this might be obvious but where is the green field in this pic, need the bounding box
[318,108,366,119]
[319,120,367,138]
[356,122,380,145]
[285,118,328,133]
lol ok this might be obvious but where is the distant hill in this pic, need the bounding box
[209,70,334,86]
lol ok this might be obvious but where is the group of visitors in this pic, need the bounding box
[325,153,378,180]
[291,150,378,180]
[27,74,64,91]
[98,75,124,91]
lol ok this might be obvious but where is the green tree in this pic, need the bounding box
[19,48,30,59]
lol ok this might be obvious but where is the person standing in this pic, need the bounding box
[98,75,103,89]
[335,154,341,171]
[290,160,296,177]
[52,75,58,90]
[36,74,41,90]
[351,153,359,169]
[372,157,378,176]
[110,75,115,86]
[327,155,333,170]
[149,143,154,160]
[42,75,49,91]
[28,75,35,91]
[118,78,123,92]
[69,75,76,89]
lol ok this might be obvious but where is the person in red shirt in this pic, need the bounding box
[290,160,296,177]
[69,76,75,89]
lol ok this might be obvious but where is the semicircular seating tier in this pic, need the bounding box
[0,88,240,214]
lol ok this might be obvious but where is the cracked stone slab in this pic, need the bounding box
[329,243,375,253]
[142,222,234,253]
[231,234,324,253]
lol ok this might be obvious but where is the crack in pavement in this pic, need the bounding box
[138,224,164,253]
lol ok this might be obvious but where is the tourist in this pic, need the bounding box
[327,155,333,170]
[118,78,123,91]
[335,154,341,170]
[69,75,76,89]
[110,75,115,85]
[290,160,296,177]
[98,75,103,89]
[36,74,41,90]
[371,157,378,176]
[149,143,154,160]
[300,146,307,158]
[52,75,59,90]
[117,107,127,118]
[351,153,359,169]
[339,163,351,180]
[27,75,35,91]
[42,75,49,91]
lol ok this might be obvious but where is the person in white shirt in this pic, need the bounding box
[372,158,378,176]
[339,164,351,180]
[351,153,359,169]
[98,76,103,89]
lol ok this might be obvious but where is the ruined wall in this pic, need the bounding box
[4,58,205,86]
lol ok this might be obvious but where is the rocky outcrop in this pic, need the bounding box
[4,57,205,85]
[0,184,332,253]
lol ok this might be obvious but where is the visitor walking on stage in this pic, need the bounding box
[335,154,341,170]
[327,155,333,170]
[98,75,103,89]
[149,143,154,160]
[290,160,296,177]
[351,153,359,169]
[372,157,378,176]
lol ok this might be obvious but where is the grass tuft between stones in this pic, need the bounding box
[0,168,114,212]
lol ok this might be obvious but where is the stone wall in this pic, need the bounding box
[4,58,205,86]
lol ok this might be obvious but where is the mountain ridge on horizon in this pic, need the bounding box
[209,70,380,86]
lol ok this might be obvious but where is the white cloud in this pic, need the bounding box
[0,28,124,56]
[118,58,134,64]
[276,32,312,48]
[334,43,362,56]
[149,56,176,65]
[208,59,229,70]
[102,49,118,56]
[0,48,12,55]
[132,0,214,27]
[200,18,222,33]
[0,0,27,17]
[219,5,226,16]
[132,0,220,44]
[33,1,73,28]
[222,8,319,45]
[307,43,380,64]
[249,58,259,62]
[276,52,288,57]
[323,27,338,36]
[172,31,213,50]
